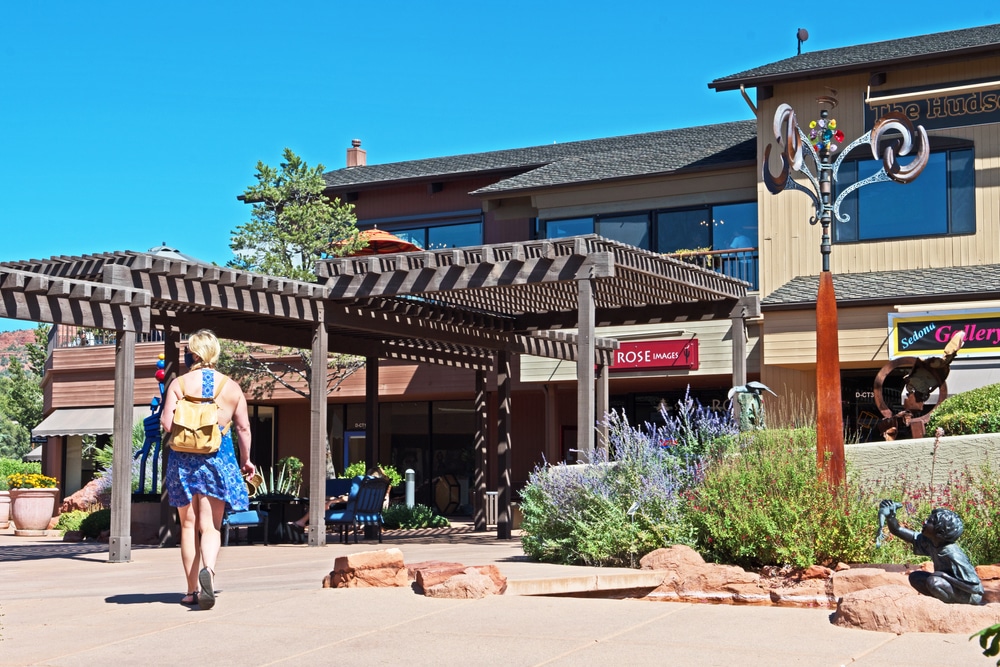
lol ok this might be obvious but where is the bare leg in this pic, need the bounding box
[177,503,200,596]
[194,494,225,575]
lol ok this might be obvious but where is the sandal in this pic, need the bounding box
[180,591,198,606]
[197,567,216,610]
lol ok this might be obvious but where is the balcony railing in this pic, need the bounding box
[52,325,169,349]
[668,247,759,290]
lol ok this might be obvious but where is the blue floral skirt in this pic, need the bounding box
[165,430,249,512]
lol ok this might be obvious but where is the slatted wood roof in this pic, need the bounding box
[1,236,749,370]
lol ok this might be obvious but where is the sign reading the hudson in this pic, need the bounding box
[888,310,1000,359]
[610,340,699,372]
[865,78,1000,131]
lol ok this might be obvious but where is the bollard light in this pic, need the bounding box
[405,468,415,508]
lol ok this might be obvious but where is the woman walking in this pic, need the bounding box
[161,329,255,609]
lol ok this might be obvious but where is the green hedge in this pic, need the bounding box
[927,382,1000,436]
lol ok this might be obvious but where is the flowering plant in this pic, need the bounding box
[7,473,59,489]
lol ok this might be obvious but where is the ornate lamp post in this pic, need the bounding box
[763,100,929,487]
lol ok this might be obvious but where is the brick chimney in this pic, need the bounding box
[347,139,366,168]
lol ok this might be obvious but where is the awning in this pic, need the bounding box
[23,445,42,462]
[32,406,152,438]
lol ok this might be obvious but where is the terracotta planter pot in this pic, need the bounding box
[0,490,10,529]
[10,488,59,534]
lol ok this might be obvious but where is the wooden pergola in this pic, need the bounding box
[1,235,752,560]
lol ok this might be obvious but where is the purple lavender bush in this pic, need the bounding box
[520,394,737,566]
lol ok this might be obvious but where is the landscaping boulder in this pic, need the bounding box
[413,563,507,595]
[832,585,1000,634]
[831,567,911,598]
[59,478,103,513]
[423,569,502,599]
[640,544,705,571]
[323,548,408,588]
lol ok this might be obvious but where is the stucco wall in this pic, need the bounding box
[846,434,1000,487]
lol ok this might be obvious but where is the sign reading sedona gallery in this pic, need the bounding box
[610,339,699,372]
[888,309,1000,359]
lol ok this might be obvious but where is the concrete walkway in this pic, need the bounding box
[0,525,990,666]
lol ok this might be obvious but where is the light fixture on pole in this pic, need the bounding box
[762,99,929,488]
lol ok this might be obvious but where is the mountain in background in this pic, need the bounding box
[0,329,37,373]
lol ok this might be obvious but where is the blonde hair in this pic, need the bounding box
[186,329,220,368]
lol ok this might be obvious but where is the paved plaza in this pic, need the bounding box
[0,526,991,666]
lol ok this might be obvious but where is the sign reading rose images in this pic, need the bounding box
[888,309,1000,359]
[609,339,699,372]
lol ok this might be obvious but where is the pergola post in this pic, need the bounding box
[308,309,328,546]
[576,277,596,458]
[473,368,488,531]
[159,329,181,547]
[365,356,379,470]
[730,301,748,391]
[595,363,608,449]
[109,328,136,563]
[496,349,512,540]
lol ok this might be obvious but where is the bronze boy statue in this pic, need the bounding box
[877,500,984,605]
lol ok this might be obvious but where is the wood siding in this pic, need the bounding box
[756,55,1000,299]
[520,320,761,383]
[763,306,891,369]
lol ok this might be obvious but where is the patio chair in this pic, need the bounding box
[325,476,391,544]
[222,508,269,546]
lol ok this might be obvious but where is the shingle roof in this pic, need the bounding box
[762,265,1000,308]
[322,121,757,195]
[710,23,1000,91]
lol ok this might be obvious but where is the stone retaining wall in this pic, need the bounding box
[846,433,1000,487]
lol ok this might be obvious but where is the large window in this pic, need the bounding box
[542,202,757,253]
[391,220,483,250]
[834,148,975,242]
[656,202,757,253]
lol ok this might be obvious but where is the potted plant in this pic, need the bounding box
[0,474,10,530]
[8,472,59,535]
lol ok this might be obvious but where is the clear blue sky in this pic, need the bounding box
[1,1,995,332]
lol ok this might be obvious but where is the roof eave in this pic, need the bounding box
[470,158,758,199]
[709,43,1000,92]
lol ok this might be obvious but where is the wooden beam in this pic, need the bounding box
[308,305,328,547]
[496,350,512,540]
[325,252,615,299]
[109,329,136,563]
[576,278,596,457]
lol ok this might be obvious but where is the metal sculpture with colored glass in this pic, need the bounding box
[762,99,930,487]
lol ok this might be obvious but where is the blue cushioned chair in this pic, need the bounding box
[222,508,269,546]
[325,476,390,543]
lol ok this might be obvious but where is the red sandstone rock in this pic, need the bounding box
[415,564,507,594]
[769,579,833,608]
[799,564,833,580]
[406,560,465,581]
[639,545,706,571]
[834,562,850,571]
[423,571,499,599]
[832,585,1000,634]
[59,478,104,513]
[831,567,910,598]
[326,548,408,588]
[977,564,1000,580]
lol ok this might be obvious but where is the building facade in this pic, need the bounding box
[31,23,1000,512]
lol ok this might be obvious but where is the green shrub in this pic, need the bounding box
[927,382,1000,435]
[54,510,89,534]
[687,428,879,569]
[870,463,1000,567]
[342,461,403,487]
[520,409,704,567]
[79,508,111,539]
[0,459,41,490]
[382,503,449,529]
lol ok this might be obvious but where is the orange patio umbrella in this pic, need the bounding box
[335,228,422,256]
